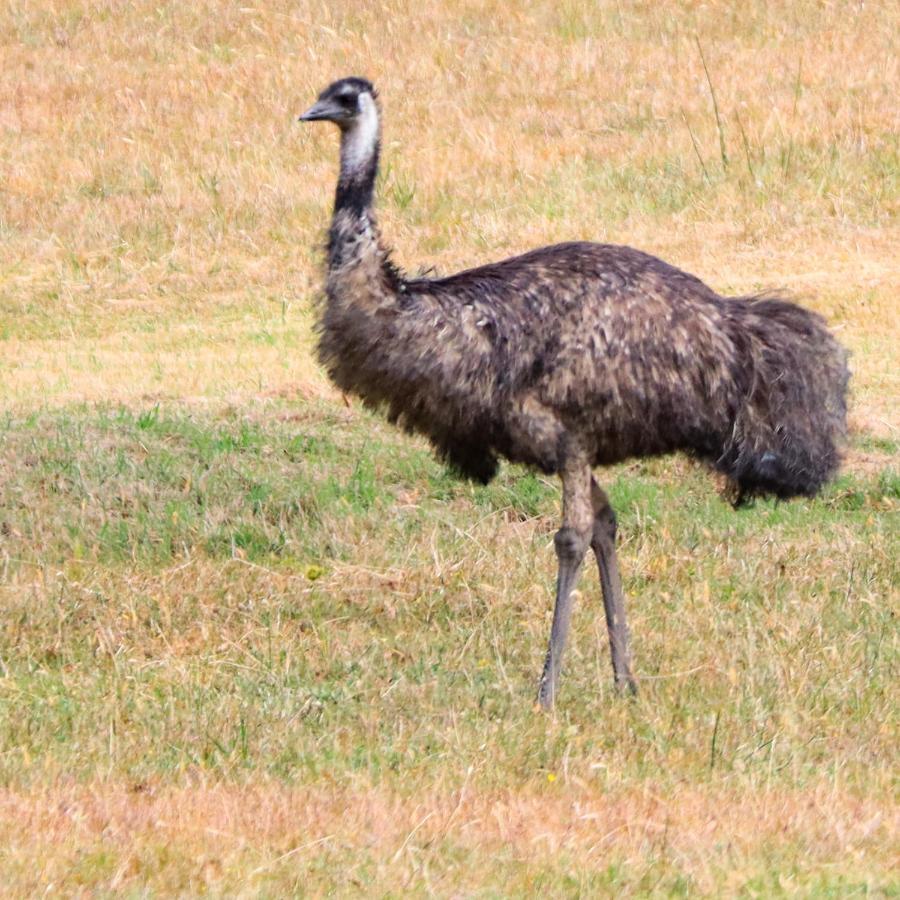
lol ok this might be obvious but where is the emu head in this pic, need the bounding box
[299,77,377,128]
[300,77,380,175]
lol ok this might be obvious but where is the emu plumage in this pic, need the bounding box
[300,77,849,708]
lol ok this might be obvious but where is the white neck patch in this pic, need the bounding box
[340,91,379,174]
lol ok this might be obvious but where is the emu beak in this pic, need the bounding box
[299,100,338,122]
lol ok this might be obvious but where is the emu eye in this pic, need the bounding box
[337,93,356,109]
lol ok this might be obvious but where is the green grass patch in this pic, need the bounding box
[0,402,895,796]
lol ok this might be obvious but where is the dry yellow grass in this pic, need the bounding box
[2,0,898,422]
[1,0,898,894]
[2,779,894,895]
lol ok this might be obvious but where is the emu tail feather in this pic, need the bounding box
[716,295,849,505]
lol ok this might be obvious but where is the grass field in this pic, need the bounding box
[1,0,898,895]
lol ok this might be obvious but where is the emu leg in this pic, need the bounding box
[537,461,593,710]
[590,479,637,694]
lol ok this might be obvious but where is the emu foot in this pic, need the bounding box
[615,673,639,697]
[536,651,558,711]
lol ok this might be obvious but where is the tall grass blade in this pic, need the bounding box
[696,36,729,173]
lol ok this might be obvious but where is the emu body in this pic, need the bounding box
[300,78,849,708]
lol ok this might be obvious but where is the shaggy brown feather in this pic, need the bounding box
[319,237,849,502]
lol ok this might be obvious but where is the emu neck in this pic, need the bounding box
[328,94,381,272]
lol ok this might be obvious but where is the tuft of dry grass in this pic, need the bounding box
[1,0,898,894]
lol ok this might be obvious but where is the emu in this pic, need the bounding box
[299,77,849,709]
